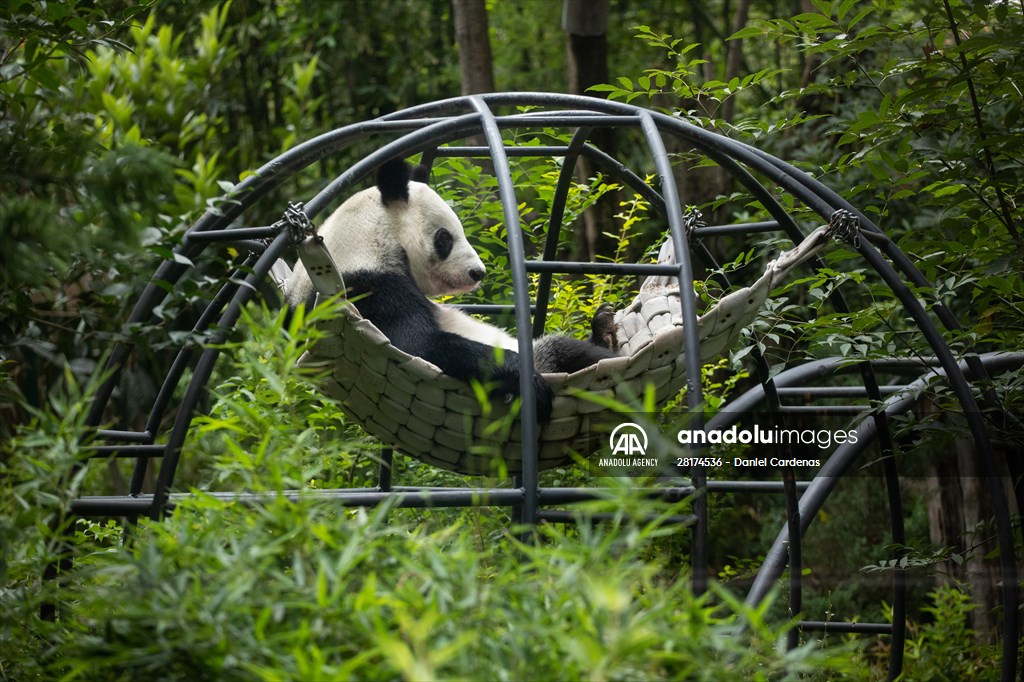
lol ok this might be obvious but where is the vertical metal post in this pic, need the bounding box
[378,448,394,492]
[468,96,540,526]
[637,112,708,594]
[783,468,802,650]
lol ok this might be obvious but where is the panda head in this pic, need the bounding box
[374,159,485,297]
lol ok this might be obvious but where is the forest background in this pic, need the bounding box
[1,0,1022,679]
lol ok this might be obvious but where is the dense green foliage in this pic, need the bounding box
[1,308,862,680]
[2,0,1021,678]
[600,0,1023,365]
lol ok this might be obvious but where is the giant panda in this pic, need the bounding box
[284,159,620,421]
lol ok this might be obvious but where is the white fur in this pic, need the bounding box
[433,304,518,351]
[284,181,485,305]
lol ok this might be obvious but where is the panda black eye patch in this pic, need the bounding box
[434,228,454,260]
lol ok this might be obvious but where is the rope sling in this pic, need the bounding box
[279,207,860,475]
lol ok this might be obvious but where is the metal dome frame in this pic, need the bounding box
[66,93,1020,680]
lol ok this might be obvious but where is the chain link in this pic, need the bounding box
[825,209,861,249]
[278,201,316,245]
[683,208,707,241]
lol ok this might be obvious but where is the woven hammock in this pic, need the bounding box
[286,212,859,475]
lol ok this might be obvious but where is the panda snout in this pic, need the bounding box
[468,267,485,283]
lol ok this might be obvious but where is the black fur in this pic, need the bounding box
[433,228,454,260]
[533,335,619,374]
[345,269,555,421]
[377,160,433,205]
[410,164,431,184]
[533,304,619,373]
[377,159,412,205]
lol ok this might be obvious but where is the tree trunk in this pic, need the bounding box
[564,0,609,94]
[563,0,616,262]
[923,407,1007,645]
[452,0,494,95]
[654,1,725,262]
[720,0,751,124]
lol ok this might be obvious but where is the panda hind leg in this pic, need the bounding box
[532,304,621,374]
[422,334,554,423]
[532,335,620,375]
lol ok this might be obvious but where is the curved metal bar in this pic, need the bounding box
[702,143,904,671]
[850,248,1018,681]
[74,92,1016,678]
[467,96,541,524]
[632,109,858,622]
[533,127,593,338]
[882,426,907,679]
[152,233,293,512]
[783,466,802,650]
[578,125,831,607]
[637,111,712,594]
[632,97,1001,675]
[85,117,437,429]
[637,112,705,413]
[740,143,1022,447]
[302,113,484,219]
[128,258,257,496]
[744,352,1024,608]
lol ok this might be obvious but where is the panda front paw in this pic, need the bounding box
[492,364,553,424]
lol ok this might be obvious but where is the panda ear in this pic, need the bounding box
[376,159,412,205]
[410,164,430,184]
